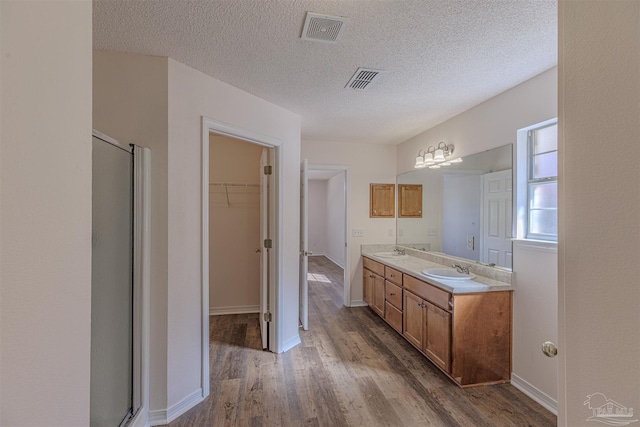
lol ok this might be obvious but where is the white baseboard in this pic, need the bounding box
[281,334,301,353]
[324,254,345,269]
[209,305,260,316]
[129,408,149,427]
[149,388,204,426]
[350,299,368,307]
[511,373,558,415]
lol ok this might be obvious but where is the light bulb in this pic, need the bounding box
[424,152,434,164]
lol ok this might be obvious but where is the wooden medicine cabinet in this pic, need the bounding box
[398,184,423,218]
[370,183,395,218]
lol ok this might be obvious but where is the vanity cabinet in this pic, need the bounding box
[403,289,452,373]
[363,258,385,317]
[369,183,395,218]
[384,266,403,332]
[398,184,423,218]
[362,255,512,387]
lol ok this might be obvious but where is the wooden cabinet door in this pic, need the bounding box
[425,301,451,372]
[363,269,373,306]
[372,274,385,317]
[370,184,395,218]
[403,291,424,350]
[398,184,423,218]
[384,302,403,333]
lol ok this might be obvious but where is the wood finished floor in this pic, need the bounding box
[167,256,556,427]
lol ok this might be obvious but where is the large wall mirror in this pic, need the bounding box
[396,144,513,269]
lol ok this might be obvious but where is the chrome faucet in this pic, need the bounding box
[452,263,469,274]
[394,247,406,255]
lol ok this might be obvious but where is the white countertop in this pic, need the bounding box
[362,250,513,294]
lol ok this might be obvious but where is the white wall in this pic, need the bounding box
[397,67,558,175]
[512,241,558,413]
[167,58,301,406]
[558,1,640,425]
[301,141,397,304]
[0,1,92,425]
[93,51,170,413]
[326,172,346,267]
[308,175,346,267]
[308,180,328,256]
[396,68,558,405]
[397,170,442,250]
[94,51,301,419]
[441,174,481,261]
[209,134,262,313]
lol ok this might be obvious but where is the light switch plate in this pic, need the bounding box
[352,228,364,237]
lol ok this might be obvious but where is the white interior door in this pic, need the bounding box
[260,149,268,350]
[482,169,513,268]
[299,159,309,330]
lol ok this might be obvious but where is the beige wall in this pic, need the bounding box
[209,134,262,312]
[0,1,93,425]
[301,141,397,303]
[93,51,170,412]
[558,1,640,425]
[167,58,301,403]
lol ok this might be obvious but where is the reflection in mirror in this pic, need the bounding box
[396,144,513,269]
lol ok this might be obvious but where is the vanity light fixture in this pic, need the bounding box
[414,142,455,168]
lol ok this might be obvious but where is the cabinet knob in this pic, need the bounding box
[389,292,395,296]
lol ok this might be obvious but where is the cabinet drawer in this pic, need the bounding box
[384,302,403,333]
[384,266,403,285]
[363,257,384,276]
[403,274,451,311]
[385,281,402,310]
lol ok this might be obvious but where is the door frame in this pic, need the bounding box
[306,164,351,307]
[201,118,282,398]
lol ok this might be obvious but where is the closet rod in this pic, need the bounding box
[209,182,260,188]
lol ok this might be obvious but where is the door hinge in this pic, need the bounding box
[264,165,272,175]
[264,312,272,322]
[264,238,272,249]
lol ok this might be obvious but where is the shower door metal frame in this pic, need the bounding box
[92,130,150,427]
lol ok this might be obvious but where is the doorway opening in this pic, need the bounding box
[201,117,281,396]
[299,163,350,330]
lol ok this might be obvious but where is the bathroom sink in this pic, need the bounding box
[422,268,476,280]
[373,251,409,259]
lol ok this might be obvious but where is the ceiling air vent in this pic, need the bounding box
[345,68,384,90]
[301,12,348,44]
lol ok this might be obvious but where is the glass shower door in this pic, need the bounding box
[91,136,133,426]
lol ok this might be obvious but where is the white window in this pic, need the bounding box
[516,119,558,241]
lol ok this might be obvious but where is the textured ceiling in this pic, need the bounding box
[93,0,557,145]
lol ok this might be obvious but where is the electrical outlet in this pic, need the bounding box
[398,228,404,237]
[387,228,394,237]
[466,235,475,250]
[352,228,364,237]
